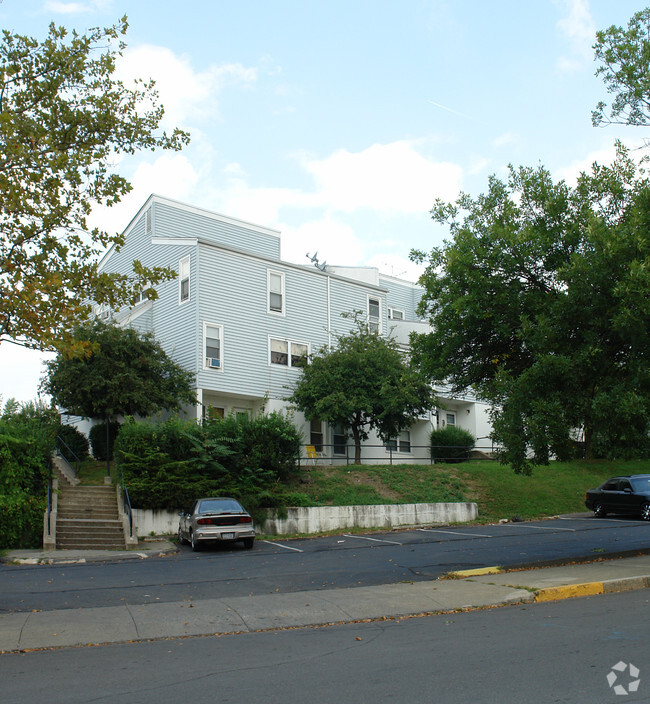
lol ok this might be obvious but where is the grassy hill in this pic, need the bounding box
[287,459,650,524]
[79,458,650,525]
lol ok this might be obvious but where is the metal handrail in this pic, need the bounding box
[46,462,53,536]
[298,442,498,466]
[55,435,81,478]
[120,473,134,538]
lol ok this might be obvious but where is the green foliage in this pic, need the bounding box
[289,315,436,464]
[0,399,58,548]
[593,8,650,127]
[412,143,650,473]
[430,426,475,463]
[89,421,121,462]
[41,319,196,420]
[114,413,300,511]
[56,424,89,461]
[0,17,189,351]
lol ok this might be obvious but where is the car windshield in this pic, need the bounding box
[630,477,650,492]
[197,499,244,515]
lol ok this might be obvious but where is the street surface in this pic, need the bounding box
[1,589,648,704]
[1,513,650,613]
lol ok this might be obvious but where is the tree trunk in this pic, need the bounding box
[583,424,593,460]
[352,425,362,465]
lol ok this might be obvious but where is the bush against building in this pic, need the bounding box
[430,426,475,463]
[114,413,301,519]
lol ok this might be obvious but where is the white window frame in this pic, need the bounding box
[268,270,285,316]
[179,255,190,304]
[386,430,411,453]
[269,337,309,369]
[388,307,404,321]
[445,412,456,427]
[203,322,223,371]
[368,296,381,334]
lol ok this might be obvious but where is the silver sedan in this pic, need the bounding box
[178,497,255,551]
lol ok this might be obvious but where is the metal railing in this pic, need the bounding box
[46,462,53,537]
[120,471,134,539]
[55,435,81,478]
[298,440,498,466]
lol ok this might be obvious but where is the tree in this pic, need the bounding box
[0,17,189,352]
[593,8,650,127]
[411,143,650,473]
[40,319,197,423]
[289,316,436,464]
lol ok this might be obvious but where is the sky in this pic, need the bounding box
[1,0,648,404]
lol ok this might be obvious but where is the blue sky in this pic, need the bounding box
[1,0,647,403]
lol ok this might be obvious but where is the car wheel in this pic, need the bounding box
[190,531,201,552]
[593,503,607,518]
[642,503,650,521]
[243,537,254,550]
[178,526,187,545]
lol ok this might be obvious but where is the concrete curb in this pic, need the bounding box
[534,575,650,602]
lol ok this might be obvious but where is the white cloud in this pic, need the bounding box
[117,45,257,129]
[554,0,596,73]
[301,141,462,214]
[0,345,54,405]
[43,0,110,13]
[280,218,363,267]
[554,140,639,185]
[492,132,520,149]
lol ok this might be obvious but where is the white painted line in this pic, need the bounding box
[262,540,303,552]
[497,523,575,532]
[417,528,493,538]
[342,534,402,545]
[559,517,648,524]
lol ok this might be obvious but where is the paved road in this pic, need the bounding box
[2,513,649,613]
[1,589,648,704]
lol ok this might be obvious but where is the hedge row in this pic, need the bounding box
[114,412,302,516]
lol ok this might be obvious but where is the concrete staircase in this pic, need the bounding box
[50,457,127,550]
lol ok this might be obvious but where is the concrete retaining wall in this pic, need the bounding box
[132,502,477,537]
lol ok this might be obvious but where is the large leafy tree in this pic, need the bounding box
[0,17,189,352]
[593,7,650,127]
[411,144,650,473]
[41,319,197,422]
[289,317,436,464]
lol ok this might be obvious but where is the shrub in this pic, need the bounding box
[89,421,121,461]
[56,423,89,461]
[430,426,475,463]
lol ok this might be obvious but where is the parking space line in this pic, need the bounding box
[417,528,493,538]
[261,540,304,552]
[497,524,575,532]
[558,517,648,524]
[342,534,402,545]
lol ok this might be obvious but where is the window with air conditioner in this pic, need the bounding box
[204,323,222,370]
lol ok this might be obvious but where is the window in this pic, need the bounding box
[270,338,308,368]
[179,255,190,303]
[133,291,149,306]
[204,406,225,420]
[386,430,411,453]
[204,323,222,369]
[310,418,323,452]
[268,271,285,315]
[368,296,381,333]
[446,413,456,427]
[388,307,404,321]
[332,423,347,455]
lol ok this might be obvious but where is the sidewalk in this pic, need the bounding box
[2,552,650,652]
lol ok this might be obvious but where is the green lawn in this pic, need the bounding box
[78,457,650,525]
[290,459,650,524]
